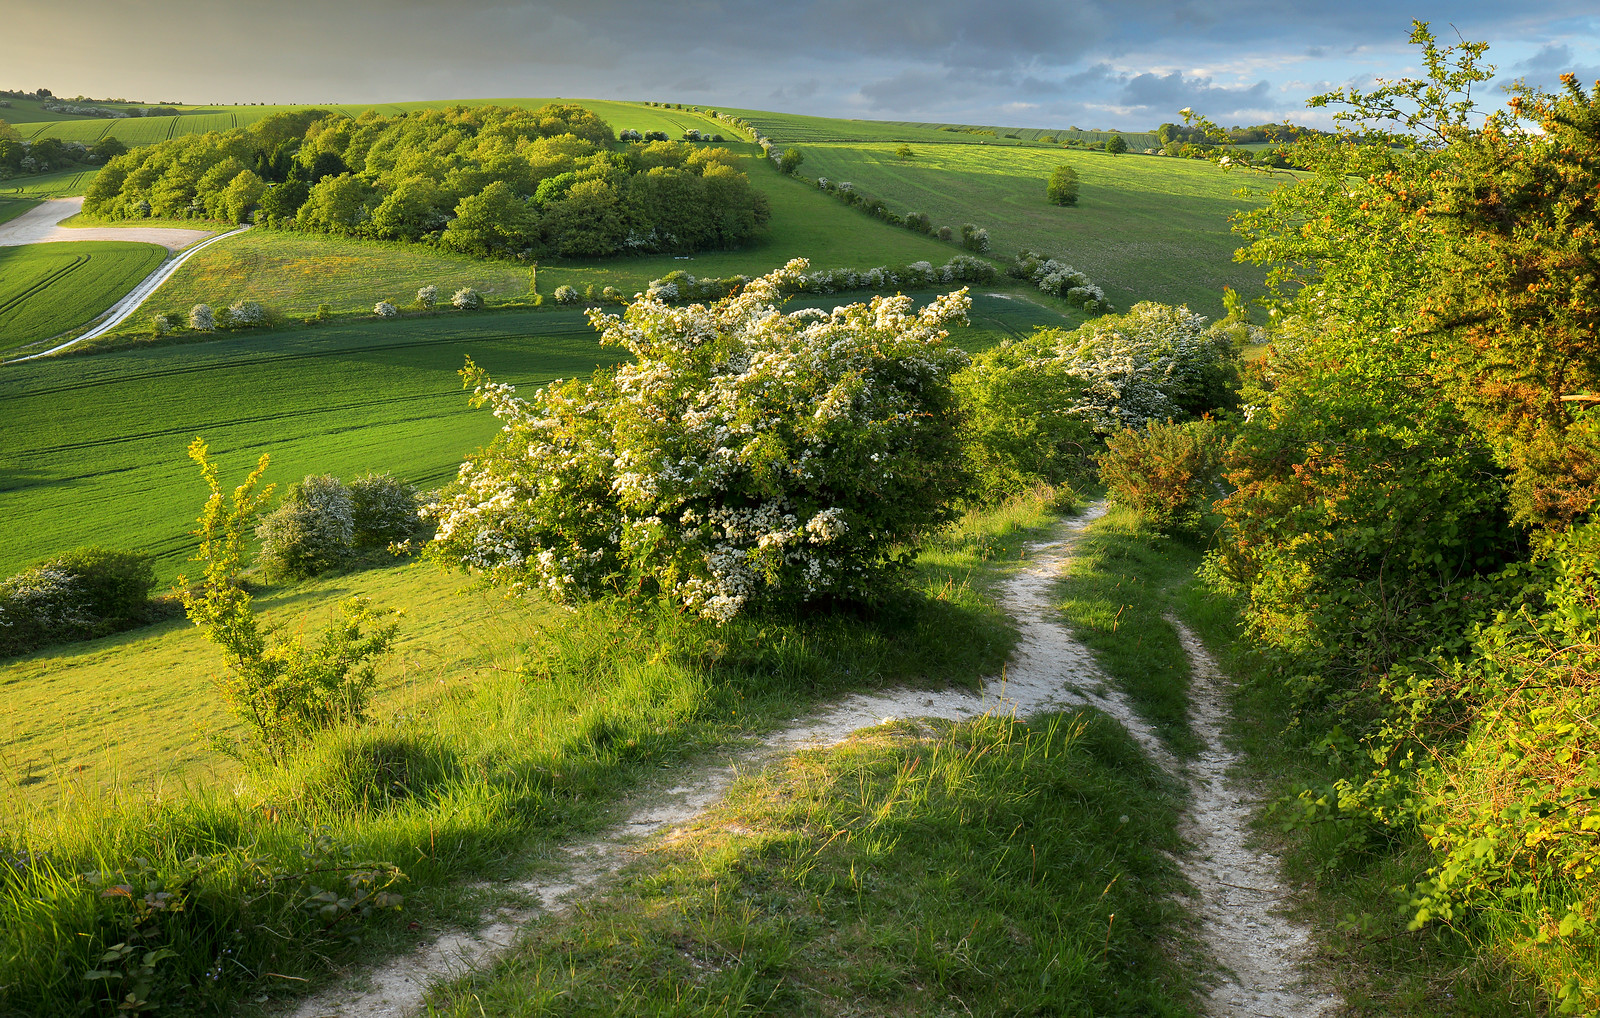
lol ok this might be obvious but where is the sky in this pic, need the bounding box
[5,1,1600,130]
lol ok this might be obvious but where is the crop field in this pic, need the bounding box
[1,290,1064,582]
[883,121,1163,149]
[722,107,1160,150]
[0,167,97,198]
[0,197,37,225]
[0,241,165,354]
[793,142,1272,316]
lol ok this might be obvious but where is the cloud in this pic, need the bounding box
[4,0,1600,129]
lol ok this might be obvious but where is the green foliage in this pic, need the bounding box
[85,104,765,259]
[778,147,804,174]
[1105,134,1128,155]
[1046,163,1080,205]
[429,261,972,621]
[347,473,427,548]
[255,474,355,580]
[954,342,1094,502]
[1196,22,1600,1006]
[177,440,399,764]
[0,548,157,657]
[1097,418,1225,533]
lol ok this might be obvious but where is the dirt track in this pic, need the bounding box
[0,196,214,251]
[289,505,1341,1018]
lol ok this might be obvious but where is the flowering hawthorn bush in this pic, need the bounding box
[373,301,398,318]
[427,260,972,622]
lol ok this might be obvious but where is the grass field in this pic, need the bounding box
[0,293,1053,582]
[0,558,546,810]
[123,230,541,325]
[721,106,1160,150]
[0,167,99,199]
[792,142,1270,316]
[0,241,165,353]
[0,196,38,225]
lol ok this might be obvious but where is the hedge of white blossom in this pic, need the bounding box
[426,260,972,622]
[643,255,999,305]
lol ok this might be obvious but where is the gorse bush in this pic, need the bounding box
[428,260,972,622]
[1097,417,1225,533]
[0,548,157,656]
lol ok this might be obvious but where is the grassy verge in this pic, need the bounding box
[1053,504,1204,757]
[425,711,1194,1018]
[0,492,1066,1016]
[1176,583,1553,1016]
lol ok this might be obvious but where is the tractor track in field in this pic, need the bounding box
[288,504,1340,1018]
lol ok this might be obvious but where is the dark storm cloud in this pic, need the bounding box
[4,0,1600,128]
[1510,43,1600,90]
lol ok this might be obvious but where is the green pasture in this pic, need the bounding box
[792,142,1272,316]
[723,106,1160,150]
[0,196,37,225]
[119,230,542,326]
[0,558,546,810]
[0,241,165,354]
[0,292,1050,581]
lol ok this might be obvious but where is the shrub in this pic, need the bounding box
[315,302,332,321]
[1096,417,1225,532]
[227,300,265,327]
[428,260,972,622]
[937,225,953,241]
[960,224,990,253]
[179,441,399,763]
[255,474,355,580]
[415,284,437,309]
[189,303,215,332]
[0,549,156,656]
[150,313,172,337]
[601,285,623,303]
[348,473,426,547]
[451,287,483,310]
[553,284,581,305]
[778,148,805,175]
[955,346,1095,502]
[1047,164,1080,206]
[373,301,398,318]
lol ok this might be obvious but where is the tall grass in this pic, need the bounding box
[0,493,1060,1016]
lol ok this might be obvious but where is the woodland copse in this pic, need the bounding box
[81,104,770,258]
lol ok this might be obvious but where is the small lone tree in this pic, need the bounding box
[895,144,915,160]
[778,147,805,175]
[1046,164,1080,206]
[177,441,399,764]
[1106,134,1128,155]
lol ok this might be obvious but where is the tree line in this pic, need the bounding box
[81,104,770,258]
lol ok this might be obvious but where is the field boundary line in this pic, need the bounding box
[5,225,251,363]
